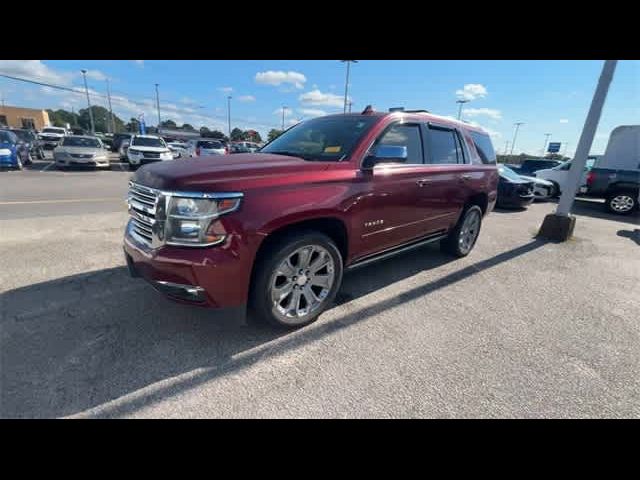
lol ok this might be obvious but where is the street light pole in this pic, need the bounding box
[155,83,161,129]
[510,122,524,155]
[341,60,358,114]
[281,106,287,130]
[456,99,470,120]
[504,141,510,155]
[106,79,115,134]
[539,60,618,241]
[227,96,232,140]
[542,133,552,156]
[80,69,95,134]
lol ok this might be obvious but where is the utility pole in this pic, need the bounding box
[155,83,161,130]
[510,122,524,155]
[341,60,358,114]
[347,100,353,113]
[456,99,470,120]
[281,106,287,130]
[504,140,510,156]
[227,96,232,140]
[539,60,618,241]
[80,69,95,134]
[106,79,115,134]
[542,133,552,157]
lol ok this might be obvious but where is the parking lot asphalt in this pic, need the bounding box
[1,164,639,418]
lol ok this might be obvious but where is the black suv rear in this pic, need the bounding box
[111,133,133,152]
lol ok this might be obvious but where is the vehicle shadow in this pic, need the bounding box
[1,240,547,418]
[617,229,640,245]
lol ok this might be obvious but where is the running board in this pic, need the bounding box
[346,231,447,271]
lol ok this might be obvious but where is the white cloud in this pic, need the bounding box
[255,70,307,89]
[299,89,345,108]
[133,60,144,67]
[84,69,108,82]
[463,108,502,120]
[467,120,501,139]
[456,83,488,101]
[560,119,569,123]
[0,60,74,85]
[299,108,327,118]
[273,107,294,117]
[218,87,233,94]
[238,95,256,102]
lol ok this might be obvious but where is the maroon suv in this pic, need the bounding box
[124,109,498,328]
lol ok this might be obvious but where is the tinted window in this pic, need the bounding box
[198,141,223,149]
[376,124,424,165]
[0,130,18,143]
[498,166,523,181]
[62,137,101,148]
[470,132,496,164]
[11,130,35,141]
[428,127,459,164]
[43,128,65,134]
[131,136,165,148]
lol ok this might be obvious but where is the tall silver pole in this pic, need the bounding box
[281,106,287,130]
[510,122,524,155]
[341,60,357,114]
[81,69,95,134]
[106,79,115,134]
[227,96,232,139]
[456,99,469,120]
[556,60,618,217]
[155,83,161,128]
[542,133,551,156]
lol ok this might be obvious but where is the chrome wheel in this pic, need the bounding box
[610,194,635,213]
[458,209,481,255]
[270,244,335,321]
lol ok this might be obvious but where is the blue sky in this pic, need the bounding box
[0,60,637,155]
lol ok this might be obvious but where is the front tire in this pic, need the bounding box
[250,231,344,329]
[441,205,483,257]
[606,190,637,215]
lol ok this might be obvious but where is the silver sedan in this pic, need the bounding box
[54,136,110,169]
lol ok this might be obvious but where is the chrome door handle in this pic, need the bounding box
[460,174,472,181]
[417,178,432,187]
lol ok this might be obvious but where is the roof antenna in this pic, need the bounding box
[361,105,374,114]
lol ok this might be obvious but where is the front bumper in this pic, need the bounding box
[123,219,253,308]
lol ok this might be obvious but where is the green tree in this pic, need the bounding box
[208,130,227,141]
[182,123,195,131]
[126,117,140,133]
[230,127,244,142]
[46,109,77,128]
[243,129,262,143]
[267,129,283,142]
[200,126,211,137]
[76,106,125,133]
[160,119,177,128]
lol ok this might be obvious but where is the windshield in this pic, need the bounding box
[261,115,378,161]
[0,130,17,143]
[499,165,523,181]
[132,136,166,148]
[62,137,101,148]
[11,130,35,141]
[198,141,223,149]
[43,128,65,134]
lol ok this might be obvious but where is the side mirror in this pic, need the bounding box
[362,145,408,169]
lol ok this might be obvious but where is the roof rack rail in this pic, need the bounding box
[404,109,430,113]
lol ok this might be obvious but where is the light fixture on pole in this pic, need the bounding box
[80,69,95,134]
[456,99,470,120]
[510,122,524,155]
[340,60,358,114]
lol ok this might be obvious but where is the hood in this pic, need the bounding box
[520,175,552,186]
[56,146,104,155]
[133,153,331,191]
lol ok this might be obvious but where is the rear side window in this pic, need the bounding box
[198,141,223,149]
[470,132,496,164]
[428,127,464,164]
[376,124,424,165]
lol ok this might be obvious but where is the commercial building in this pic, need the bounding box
[0,105,51,131]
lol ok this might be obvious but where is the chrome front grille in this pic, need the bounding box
[128,182,159,246]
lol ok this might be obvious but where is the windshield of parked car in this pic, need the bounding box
[62,137,101,148]
[498,165,523,181]
[131,136,166,148]
[198,141,223,149]
[0,130,18,144]
[11,130,35,141]
[43,128,65,134]
[260,115,378,161]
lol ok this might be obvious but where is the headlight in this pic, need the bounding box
[128,148,142,155]
[163,195,242,246]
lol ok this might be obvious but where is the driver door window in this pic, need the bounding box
[375,124,424,165]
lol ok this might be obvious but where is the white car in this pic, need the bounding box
[167,141,189,159]
[187,139,227,157]
[519,174,554,200]
[39,126,68,149]
[534,157,597,197]
[126,135,174,170]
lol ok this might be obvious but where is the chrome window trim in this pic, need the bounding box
[129,181,244,200]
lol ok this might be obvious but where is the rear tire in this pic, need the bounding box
[606,190,637,215]
[441,205,483,258]
[250,231,344,329]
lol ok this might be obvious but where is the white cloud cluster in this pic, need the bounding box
[0,60,74,85]
[463,108,502,120]
[299,108,327,117]
[133,60,144,67]
[456,83,488,101]
[238,95,255,102]
[218,87,233,94]
[560,119,569,123]
[255,70,307,89]
[298,89,345,108]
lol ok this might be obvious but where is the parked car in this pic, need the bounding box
[518,174,554,200]
[229,143,252,154]
[119,140,130,161]
[534,157,597,197]
[54,135,110,169]
[111,133,133,153]
[38,126,68,149]
[10,128,45,160]
[0,129,31,170]
[187,139,227,157]
[581,125,639,215]
[124,109,499,328]
[126,134,174,170]
[496,165,535,208]
[508,158,563,176]
[231,141,260,153]
[167,141,189,159]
